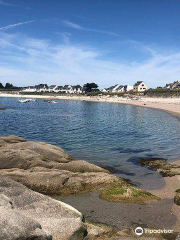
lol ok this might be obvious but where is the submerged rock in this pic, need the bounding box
[0,175,86,240]
[140,158,180,177]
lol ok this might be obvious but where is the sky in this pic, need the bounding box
[0,0,180,88]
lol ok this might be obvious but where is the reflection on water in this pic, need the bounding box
[1,97,180,189]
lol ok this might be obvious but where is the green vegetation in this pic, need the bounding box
[0,82,19,90]
[144,88,180,97]
[99,184,160,204]
[140,158,180,177]
[83,82,99,93]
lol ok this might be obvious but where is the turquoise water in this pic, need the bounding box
[1,97,180,189]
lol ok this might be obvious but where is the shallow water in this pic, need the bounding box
[1,97,180,189]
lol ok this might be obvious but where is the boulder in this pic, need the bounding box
[0,208,51,240]
[0,175,86,240]
[0,167,120,195]
[85,221,115,239]
[0,135,26,144]
[0,141,107,172]
[174,191,180,206]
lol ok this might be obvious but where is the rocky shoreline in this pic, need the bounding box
[0,135,179,239]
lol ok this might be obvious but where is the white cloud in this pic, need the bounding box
[0,0,14,6]
[62,20,120,37]
[0,32,180,88]
[0,20,35,31]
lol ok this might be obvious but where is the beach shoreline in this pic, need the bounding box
[1,92,180,236]
[1,92,180,119]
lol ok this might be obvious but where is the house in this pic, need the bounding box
[133,81,148,92]
[48,85,58,92]
[22,86,37,92]
[55,85,82,94]
[165,81,180,90]
[102,84,125,93]
[124,85,133,92]
[35,84,48,92]
[72,85,83,94]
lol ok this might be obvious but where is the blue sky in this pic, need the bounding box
[0,0,180,88]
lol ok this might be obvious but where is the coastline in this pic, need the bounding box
[1,92,180,119]
[1,93,180,236]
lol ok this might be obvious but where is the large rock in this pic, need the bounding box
[0,135,26,147]
[0,141,107,172]
[0,175,86,240]
[0,167,120,195]
[0,137,119,196]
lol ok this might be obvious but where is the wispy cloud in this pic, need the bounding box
[0,0,14,6]
[62,20,120,37]
[0,32,179,88]
[0,20,35,31]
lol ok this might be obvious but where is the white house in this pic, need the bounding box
[102,84,125,93]
[35,84,48,92]
[133,81,148,92]
[72,86,83,94]
[22,86,37,92]
[124,85,133,92]
[48,85,58,92]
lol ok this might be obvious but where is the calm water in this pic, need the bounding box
[1,97,180,189]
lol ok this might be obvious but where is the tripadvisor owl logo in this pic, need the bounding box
[135,227,144,236]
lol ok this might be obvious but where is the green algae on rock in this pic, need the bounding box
[140,158,180,177]
[99,183,160,204]
[99,184,161,204]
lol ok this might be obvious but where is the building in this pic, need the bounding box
[102,84,133,93]
[165,81,180,90]
[57,85,83,94]
[72,85,83,94]
[48,85,58,92]
[35,84,48,92]
[102,84,125,93]
[21,86,37,92]
[133,81,148,92]
[124,85,133,92]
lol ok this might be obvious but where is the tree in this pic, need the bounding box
[0,83,4,89]
[5,83,14,89]
[73,85,82,89]
[83,83,99,93]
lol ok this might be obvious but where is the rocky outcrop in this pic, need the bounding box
[0,136,120,196]
[0,167,120,196]
[0,135,26,147]
[140,158,180,177]
[0,139,107,172]
[0,175,86,240]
